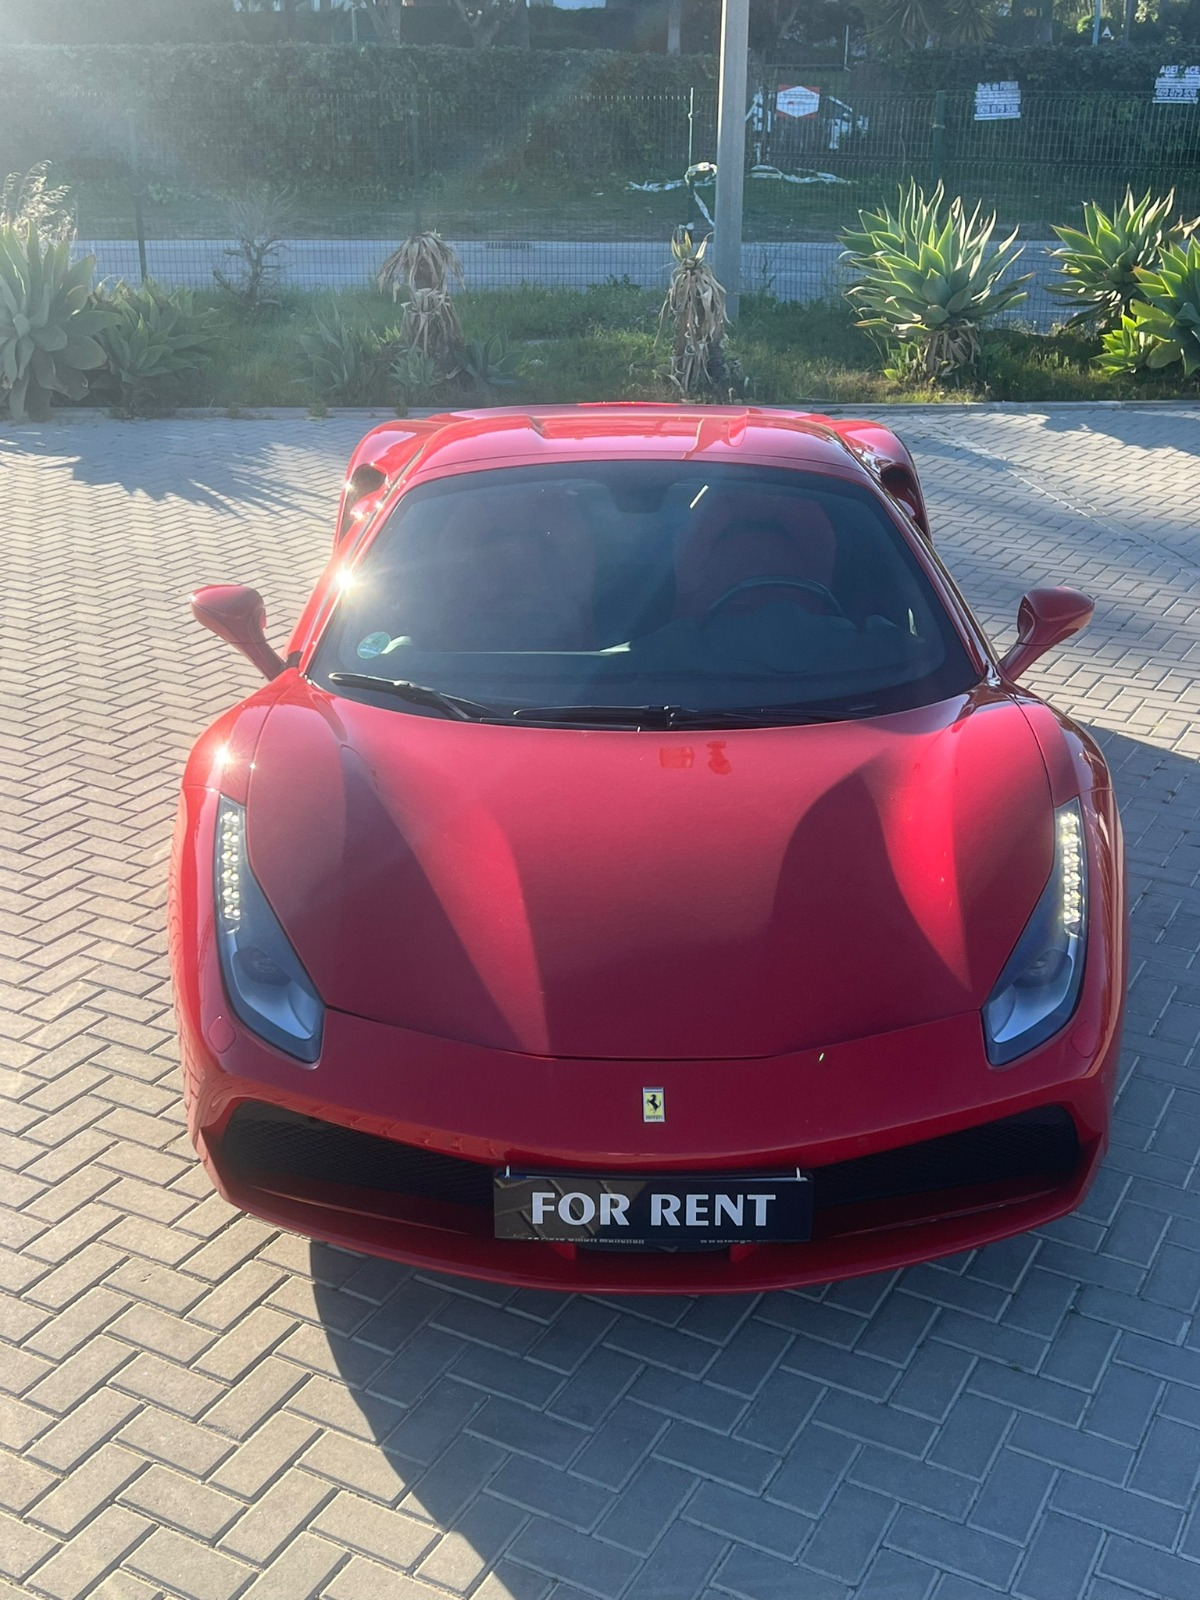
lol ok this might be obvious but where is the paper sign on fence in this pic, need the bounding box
[1154,66,1200,104]
[975,82,1021,121]
[776,85,821,120]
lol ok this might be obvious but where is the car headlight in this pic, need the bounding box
[214,797,324,1063]
[983,800,1087,1067]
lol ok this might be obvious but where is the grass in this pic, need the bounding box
[71,172,870,245]
[73,285,1200,414]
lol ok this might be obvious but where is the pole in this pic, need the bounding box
[713,0,749,321]
[1122,0,1134,41]
[410,105,423,236]
[931,89,946,188]
[1092,0,1102,45]
[127,110,147,286]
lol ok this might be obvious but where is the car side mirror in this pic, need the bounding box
[999,587,1094,683]
[190,584,286,682]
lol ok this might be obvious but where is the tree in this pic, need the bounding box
[354,0,407,42]
[450,0,528,48]
[858,0,1001,47]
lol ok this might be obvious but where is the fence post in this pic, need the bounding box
[930,89,946,188]
[409,105,423,236]
[127,109,148,285]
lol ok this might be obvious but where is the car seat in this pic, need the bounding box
[399,488,597,651]
[673,490,838,620]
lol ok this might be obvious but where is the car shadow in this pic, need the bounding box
[299,724,1198,1597]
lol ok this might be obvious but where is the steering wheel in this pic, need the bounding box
[701,575,846,626]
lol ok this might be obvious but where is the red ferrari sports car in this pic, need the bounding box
[170,404,1127,1293]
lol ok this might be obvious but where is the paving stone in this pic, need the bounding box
[0,1504,57,1581]
[1008,1413,1133,1484]
[21,1506,149,1600]
[399,1433,506,1525]
[888,1507,1020,1590]
[25,1389,140,1473]
[716,1542,847,1600]
[1050,1470,1183,1547]
[1100,1538,1200,1600]
[1128,1414,1200,1503]
[801,1482,894,1584]
[622,1521,726,1600]
[216,1468,331,1562]
[312,1489,437,1568]
[596,1458,696,1555]
[415,1495,527,1593]
[126,1526,253,1600]
[507,1518,640,1599]
[29,1443,145,1536]
[571,1400,666,1489]
[653,1420,776,1493]
[238,1533,345,1600]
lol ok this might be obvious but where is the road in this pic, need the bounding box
[76,238,1066,326]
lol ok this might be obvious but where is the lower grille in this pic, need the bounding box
[220,1103,493,1209]
[217,1101,1080,1227]
[812,1105,1079,1210]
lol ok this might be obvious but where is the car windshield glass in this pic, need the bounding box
[311,462,977,723]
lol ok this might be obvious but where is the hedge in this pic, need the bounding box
[1,44,722,195]
[856,44,1200,94]
[5,42,1200,201]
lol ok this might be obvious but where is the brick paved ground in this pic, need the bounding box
[3,403,1200,1600]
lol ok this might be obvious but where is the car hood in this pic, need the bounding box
[244,681,1053,1060]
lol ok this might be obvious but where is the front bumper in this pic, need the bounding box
[176,997,1119,1294]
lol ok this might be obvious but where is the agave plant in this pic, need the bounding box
[301,306,380,403]
[0,225,116,421]
[390,346,447,407]
[376,231,464,301]
[1050,188,1196,331]
[459,332,519,394]
[660,226,728,396]
[841,181,1032,379]
[1096,239,1200,378]
[95,278,218,413]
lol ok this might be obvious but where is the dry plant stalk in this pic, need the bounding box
[398,287,464,368]
[0,162,74,242]
[660,227,728,396]
[377,231,464,300]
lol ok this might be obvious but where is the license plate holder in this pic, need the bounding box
[494,1170,812,1246]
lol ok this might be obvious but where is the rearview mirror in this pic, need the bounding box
[190,584,286,682]
[998,587,1094,683]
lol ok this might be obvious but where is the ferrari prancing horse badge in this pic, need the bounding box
[642,1088,665,1123]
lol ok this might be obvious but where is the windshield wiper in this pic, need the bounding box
[328,673,498,721]
[509,703,833,728]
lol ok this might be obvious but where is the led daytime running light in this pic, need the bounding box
[217,805,245,928]
[1059,807,1084,935]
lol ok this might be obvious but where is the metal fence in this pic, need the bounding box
[8,83,1200,314]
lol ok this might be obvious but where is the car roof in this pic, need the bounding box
[401,405,873,486]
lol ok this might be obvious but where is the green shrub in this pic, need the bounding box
[1096,239,1200,379]
[840,180,1031,379]
[300,305,384,402]
[1050,189,1195,331]
[0,225,115,420]
[95,278,218,413]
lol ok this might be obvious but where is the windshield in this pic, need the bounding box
[311,462,977,724]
